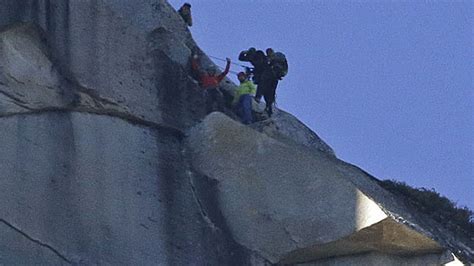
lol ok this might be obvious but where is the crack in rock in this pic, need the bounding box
[5,73,26,85]
[283,225,300,248]
[186,170,220,232]
[0,90,30,106]
[0,218,72,264]
[0,108,184,139]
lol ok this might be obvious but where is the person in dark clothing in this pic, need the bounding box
[239,47,285,117]
[238,47,256,61]
[238,48,267,85]
[251,50,267,84]
[266,48,288,79]
[178,3,193,27]
[191,53,231,113]
[266,48,275,62]
[257,65,279,117]
[254,48,288,117]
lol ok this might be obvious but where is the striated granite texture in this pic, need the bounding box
[0,0,471,265]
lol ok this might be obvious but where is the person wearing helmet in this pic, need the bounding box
[178,3,193,27]
[233,72,256,124]
[191,53,231,113]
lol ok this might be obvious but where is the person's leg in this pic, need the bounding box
[234,96,244,121]
[263,96,272,117]
[241,94,253,124]
[264,78,279,117]
[256,73,270,104]
[254,85,263,103]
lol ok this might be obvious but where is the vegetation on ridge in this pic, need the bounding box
[379,180,473,241]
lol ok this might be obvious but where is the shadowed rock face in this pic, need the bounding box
[0,0,472,265]
[0,1,266,264]
[1,0,203,128]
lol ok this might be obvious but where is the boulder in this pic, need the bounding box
[186,112,461,264]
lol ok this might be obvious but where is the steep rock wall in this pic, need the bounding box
[0,2,264,264]
[0,0,471,265]
[0,110,261,264]
[0,0,331,148]
[1,0,203,129]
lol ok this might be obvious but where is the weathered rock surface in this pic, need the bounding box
[186,112,470,264]
[0,23,136,121]
[1,112,168,264]
[0,1,267,264]
[0,0,471,265]
[250,109,335,156]
[0,111,264,265]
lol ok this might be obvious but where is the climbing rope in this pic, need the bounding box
[208,55,249,68]
[216,65,240,75]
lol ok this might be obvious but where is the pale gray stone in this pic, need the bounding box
[0,0,471,265]
[186,113,468,264]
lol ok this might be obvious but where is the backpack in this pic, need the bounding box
[271,52,288,78]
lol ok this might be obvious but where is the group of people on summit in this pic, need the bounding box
[191,48,288,124]
[239,47,288,117]
[179,3,288,125]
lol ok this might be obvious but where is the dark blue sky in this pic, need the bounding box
[169,0,473,209]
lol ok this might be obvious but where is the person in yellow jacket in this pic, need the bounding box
[233,72,256,124]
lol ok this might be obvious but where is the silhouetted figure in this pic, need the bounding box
[252,48,288,117]
[257,65,279,117]
[266,48,288,79]
[239,47,267,85]
[178,3,193,27]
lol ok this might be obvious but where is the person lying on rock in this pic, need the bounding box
[232,72,256,125]
[191,53,231,113]
[178,3,193,27]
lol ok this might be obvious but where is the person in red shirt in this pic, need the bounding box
[191,53,231,113]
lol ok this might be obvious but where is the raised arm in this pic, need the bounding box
[217,58,231,82]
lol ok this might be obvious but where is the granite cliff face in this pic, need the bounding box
[0,1,471,265]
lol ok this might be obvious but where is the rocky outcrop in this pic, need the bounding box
[186,112,470,264]
[0,0,471,265]
[250,109,335,156]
